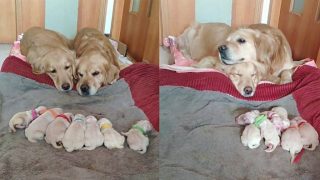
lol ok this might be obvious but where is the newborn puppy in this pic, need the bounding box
[281,120,303,163]
[25,108,63,143]
[45,113,73,149]
[98,118,125,149]
[255,115,280,152]
[62,114,86,152]
[122,120,153,154]
[269,106,290,133]
[82,116,104,150]
[294,116,319,151]
[241,124,262,149]
[9,106,47,132]
[236,110,260,125]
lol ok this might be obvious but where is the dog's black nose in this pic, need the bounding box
[80,84,89,95]
[244,86,253,95]
[61,83,70,91]
[218,45,228,52]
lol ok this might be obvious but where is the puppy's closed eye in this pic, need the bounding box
[78,72,83,77]
[65,66,70,70]
[50,69,56,74]
[92,71,100,76]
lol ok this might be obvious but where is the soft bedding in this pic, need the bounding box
[0,55,159,179]
[160,64,320,179]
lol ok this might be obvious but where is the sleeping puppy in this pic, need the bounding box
[294,116,319,151]
[268,107,290,134]
[281,120,303,163]
[176,22,232,62]
[236,110,260,125]
[9,106,47,133]
[45,113,73,149]
[73,28,120,96]
[122,120,153,154]
[62,114,86,152]
[98,118,125,149]
[255,116,280,152]
[241,124,262,149]
[25,108,63,143]
[217,24,296,83]
[21,27,76,91]
[82,116,104,150]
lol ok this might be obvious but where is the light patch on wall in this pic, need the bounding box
[261,0,270,24]
[195,0,232,25]
[45,0,78,38]
[105,0,114,34]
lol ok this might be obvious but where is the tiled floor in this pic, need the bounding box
[0,44,11,68]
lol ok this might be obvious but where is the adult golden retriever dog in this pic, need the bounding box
[176,22,232,62]
[217,24,296,83]
[73,28,120,96]
[21,27,75,92]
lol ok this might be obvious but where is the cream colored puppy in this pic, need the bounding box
[62,114,86,152]
[45,113,73,149]
[122,120,153,154]
[9,106,47,133]
[281,120,303,163]
[81,116,104,150]
[294,116,319,151]
[241,124,262,149]
[25,108,63,143]
[269,107,290,134]
[236,110,260,125]
[255,115,280,152]
[98,118,125,149]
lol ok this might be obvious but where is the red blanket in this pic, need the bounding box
[1,56,159,131]
[160,65,320,134]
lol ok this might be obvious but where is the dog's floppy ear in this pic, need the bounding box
[103,62,120,85]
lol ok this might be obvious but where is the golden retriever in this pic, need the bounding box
[217,24,297,83]
[21,27,75,92]
[73,28,120,96]
[176,22,232,62]
[197,56,260,97]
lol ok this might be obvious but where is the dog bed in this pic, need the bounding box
[0,56,159,179]
[160,64,320,179]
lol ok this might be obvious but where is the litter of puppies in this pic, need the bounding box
[236,106,319,163]
[9,106,154,154]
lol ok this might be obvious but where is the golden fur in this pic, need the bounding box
[73,28,120,96]
[21,27,75,91]
[176,22,232,62]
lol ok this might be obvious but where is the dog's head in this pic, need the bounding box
[218,25,291,69]
[75,51,119,96]
[228,62,260,97]
[29,47,76,92]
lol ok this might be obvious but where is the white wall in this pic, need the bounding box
[195,0,232,25]
[104,0,114,34]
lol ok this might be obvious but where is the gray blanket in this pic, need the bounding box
[0,73,158,180]
[160,86,320,180]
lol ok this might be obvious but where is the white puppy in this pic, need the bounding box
[255,115,280,152]
[98,118,125,149]
[281,120,303,163]
[81,116,104,150]
[9,106,47,132]
[294,116,319,151]
[269,107,290,134]
[241,124,262,149]
[236,110,260,125]
[25,108,63,143]
[122,120,153,154]
[45,113,73,149]
[62,114,86,152]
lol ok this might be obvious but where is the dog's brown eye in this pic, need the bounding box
[65,66,70,70]
[78,73,83,77]
[237,38,246,44]
[92,71,100,76]
[50,69,56,73]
